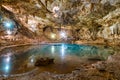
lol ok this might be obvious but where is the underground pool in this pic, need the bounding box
[0,43,114,77]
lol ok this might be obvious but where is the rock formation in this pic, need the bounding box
[0,0,119,44]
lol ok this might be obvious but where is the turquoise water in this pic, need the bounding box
[0,43,114,76]
[27,44,113,60]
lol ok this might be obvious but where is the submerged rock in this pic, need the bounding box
[35,57,54,66]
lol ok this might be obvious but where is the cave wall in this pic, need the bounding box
[0,0,119,43]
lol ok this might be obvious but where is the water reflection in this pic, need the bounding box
[29,55,36,63]
[4,64,10,73]
[5,55,11,62]
[0,52,14,76]
[61,44,66,59]
[0,44,115,75]
[51,46,55,54]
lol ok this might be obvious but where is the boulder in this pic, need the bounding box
[35,57,54,66]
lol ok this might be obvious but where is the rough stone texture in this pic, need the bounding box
[0,0,119,43]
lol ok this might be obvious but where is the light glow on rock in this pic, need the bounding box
[3,20,15,30]
[51,33,56,39]
[52,6,60,13]
[60,31,67,39]
[6,30,12,35]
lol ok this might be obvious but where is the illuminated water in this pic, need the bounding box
[0,43,114,76]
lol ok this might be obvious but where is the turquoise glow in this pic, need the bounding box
[2,57,11,75]
[4,64,10,73]
[0,43,114,75]
[3,20,15,30]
